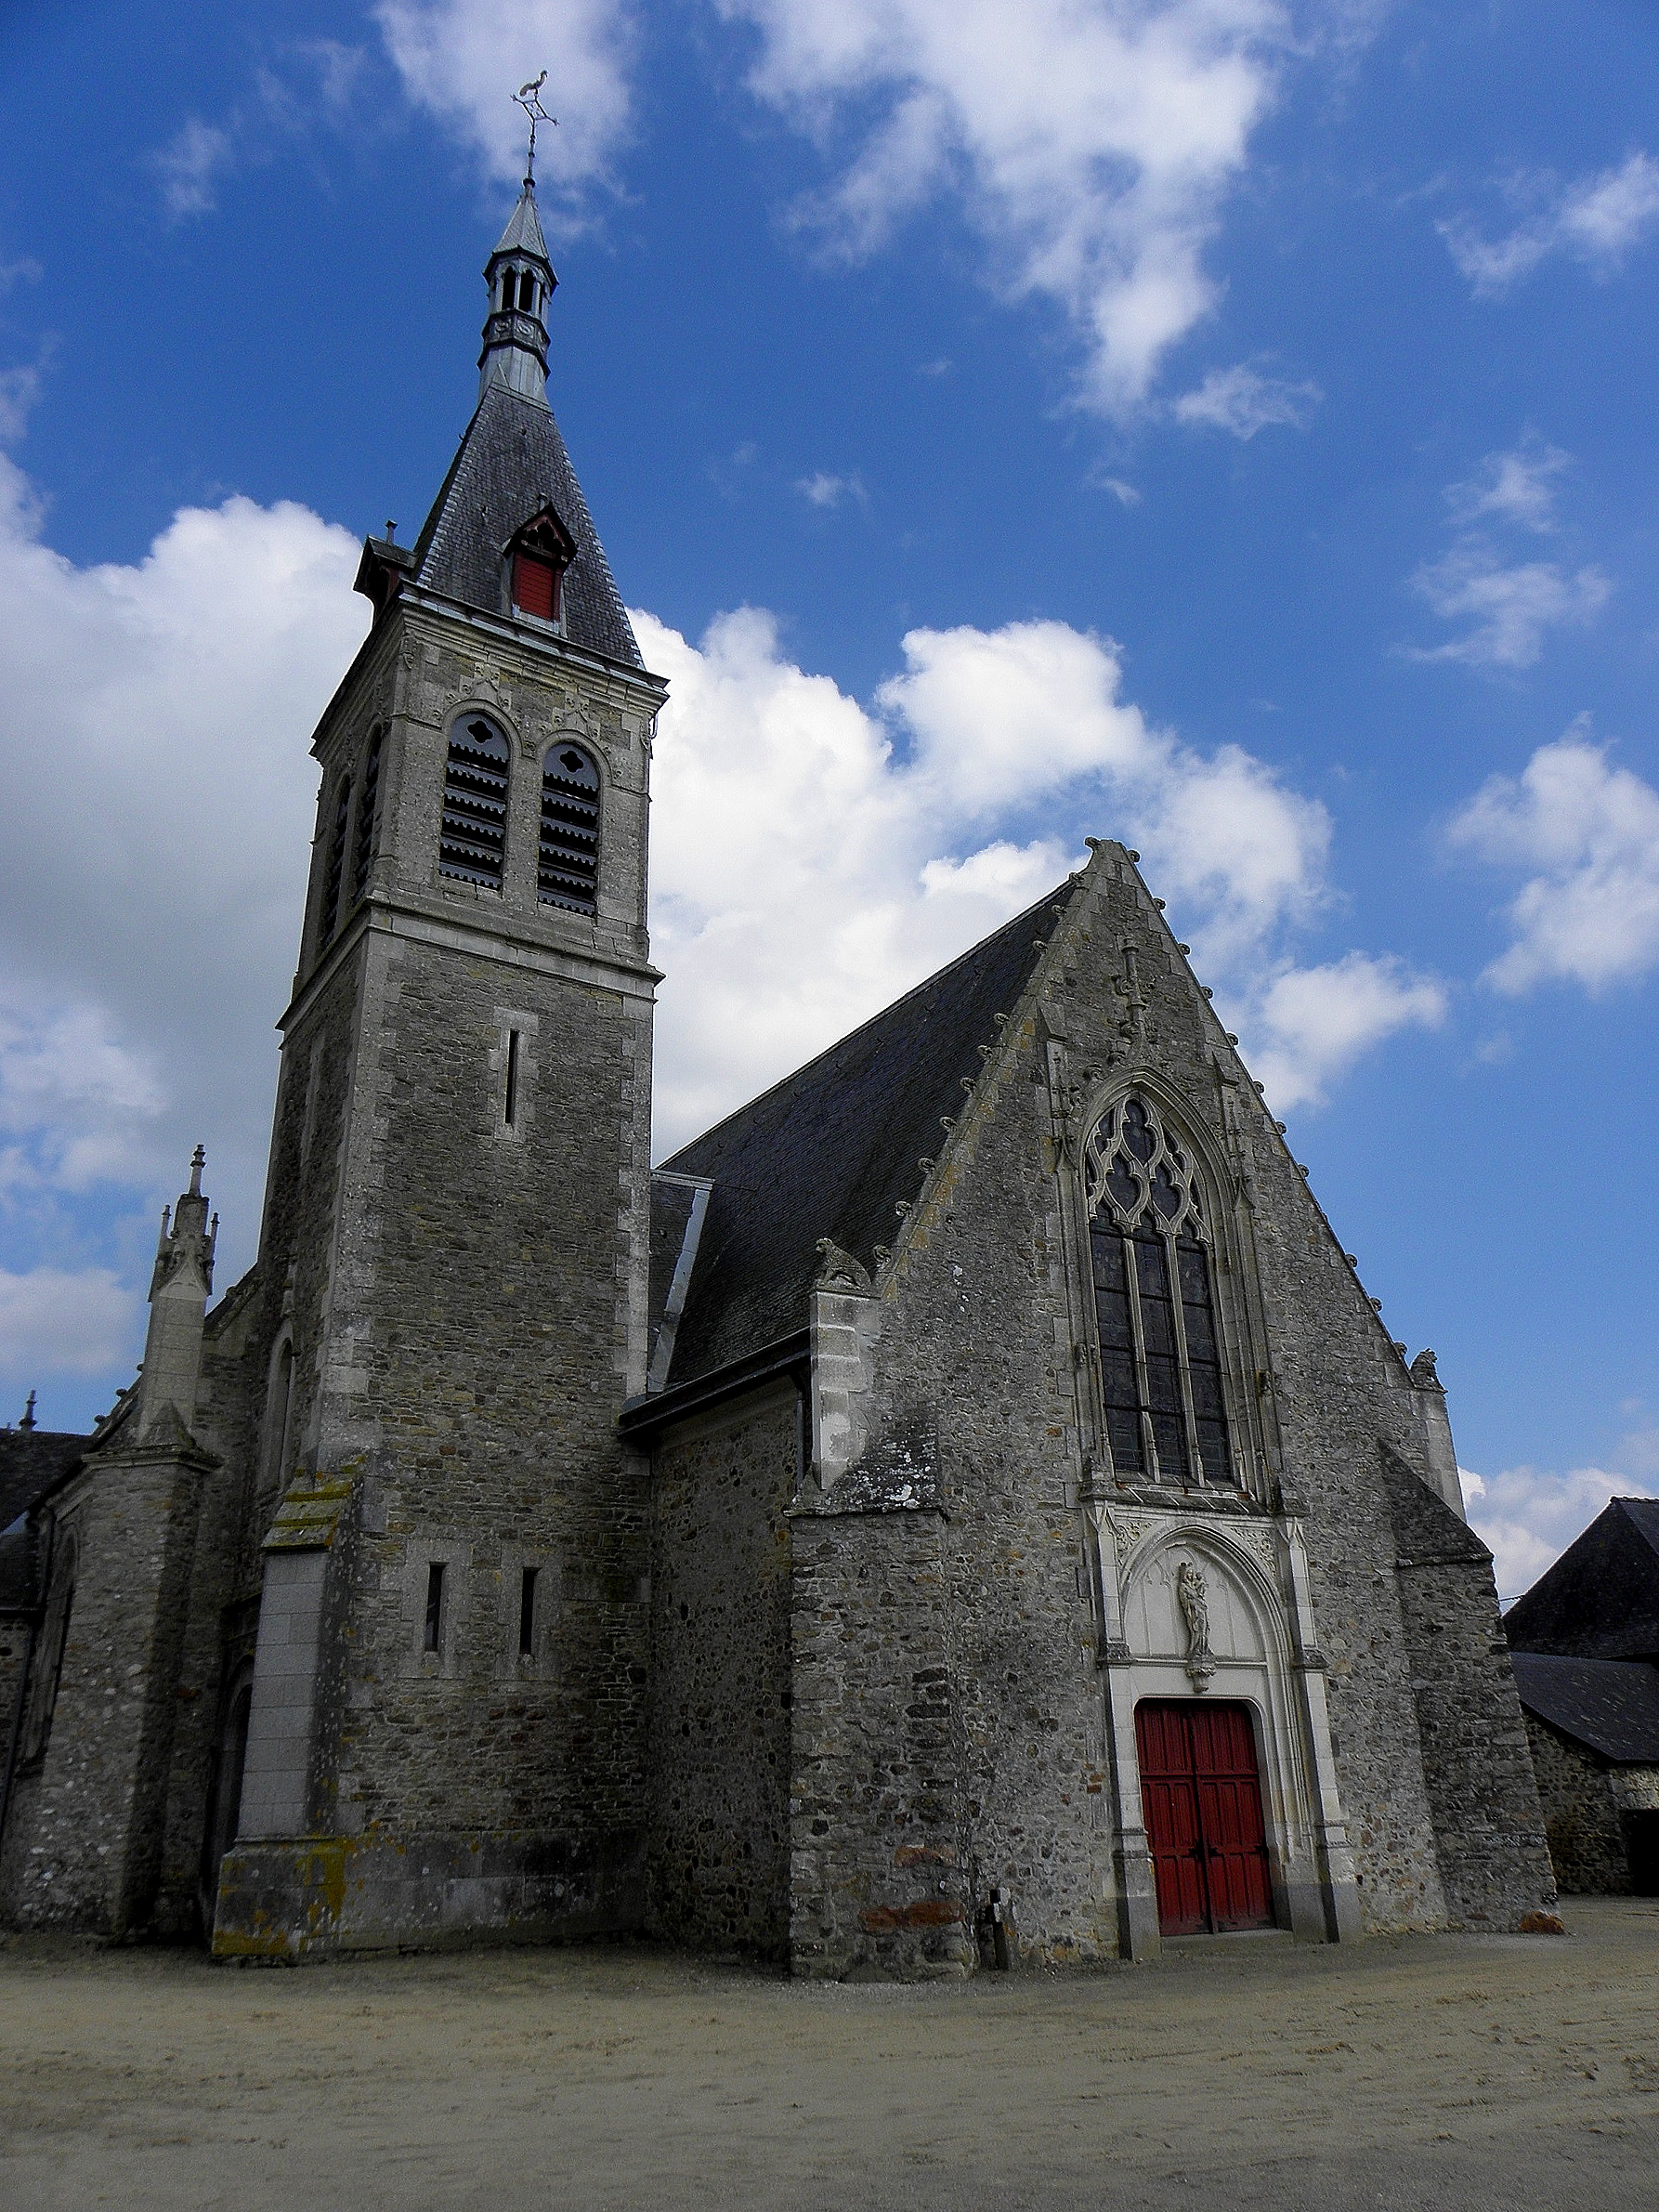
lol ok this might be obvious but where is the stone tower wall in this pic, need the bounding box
[215,585,665,1956]
[646,1384,797,1957]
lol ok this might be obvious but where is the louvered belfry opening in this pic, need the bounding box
[539,742,600,915]
[351,725,384,903]
[439,714,510,889]
[320,778,351,946]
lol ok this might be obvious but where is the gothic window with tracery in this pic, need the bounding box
[1084,1093,1233,1486]
[539,742,600,914]
[438,714,510,890]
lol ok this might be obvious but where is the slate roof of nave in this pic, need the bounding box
[0,1428,88,1537]
[653,883,1062,1389]
[1504,1497,1659,1664]
[1509,1651,1659,1765]
[411,384,643,668]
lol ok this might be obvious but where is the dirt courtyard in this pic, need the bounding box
[2,1899,1656,2212]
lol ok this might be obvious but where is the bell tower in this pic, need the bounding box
[216,159,667,1956]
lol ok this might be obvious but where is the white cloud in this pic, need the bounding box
[1448,731,1659,994]
[1443,151,1659,297]
[720,0,1309,413]
[1445,439,1569,533]
[1173,360,1321,439]
[374,0,634,200]
[1236,953,1446,1112]
[1460,1462,1655,1604]
[638,604,1419,1146]
[150,119,234,220]
[0,1001,165,1195]
[1091,474,1143,506]
[0,452,368,1287]
[1407,546,1610,671]
[794,470,868,508]
[0,1266,138,1388]
[0,365,39,444]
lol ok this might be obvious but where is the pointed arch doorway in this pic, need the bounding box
[1136,1700,1274,1935]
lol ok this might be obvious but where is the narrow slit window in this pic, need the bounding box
[518,1566,538,1657]
[504,1028,521,1128]
[1084,1093,1234,1489]
[438,715,509,890]
[518,270,536,311]
[424,1562,446,1654]
[539,743,600,916]
[320,778,351,946]
[351,725,384,903]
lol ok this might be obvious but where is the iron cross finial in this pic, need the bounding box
[514,72,555,184]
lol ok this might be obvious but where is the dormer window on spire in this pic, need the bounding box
[507,506,576,624]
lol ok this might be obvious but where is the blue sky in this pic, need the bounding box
[1,0,1656,1591]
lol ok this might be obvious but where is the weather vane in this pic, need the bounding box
[514,72,555,185]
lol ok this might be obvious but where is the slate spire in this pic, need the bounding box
[478,176,557,406]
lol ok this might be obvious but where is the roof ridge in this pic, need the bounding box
[659,877,1072,1169]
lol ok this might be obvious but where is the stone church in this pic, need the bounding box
[0,174,1556,1972]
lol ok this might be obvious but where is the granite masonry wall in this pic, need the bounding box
[215,589,664,1955]
[1525,1717,1631,1893]
[784,843,1551,1974]
[1383,1446,1555,1924]
[646,1383,797,1957]
[0,1445,213,1936]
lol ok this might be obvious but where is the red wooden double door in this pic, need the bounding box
[1136,1700,1275,1935]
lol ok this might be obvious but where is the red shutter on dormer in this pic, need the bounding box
[513,550,557,620]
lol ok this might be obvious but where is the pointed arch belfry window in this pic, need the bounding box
[1085,1093,1233,1487]
[439,714,510,889]
[539,742,599,914]
[320,777,351,948]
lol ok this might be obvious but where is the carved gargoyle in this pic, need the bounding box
[1409,1347,1443,1392]
[814,1237,872,1292]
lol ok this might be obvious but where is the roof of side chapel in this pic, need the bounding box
[411,384,643,668]
[654,883,1064,1389]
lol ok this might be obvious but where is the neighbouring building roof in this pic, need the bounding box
[653,884,1059,1389]
[1511,1651,1659,1765]
[0,1429,88,1536]
[1504,1498,1659,1664]
[411,383,643,668]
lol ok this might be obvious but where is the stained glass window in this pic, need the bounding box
[1083,1093,1234,1486]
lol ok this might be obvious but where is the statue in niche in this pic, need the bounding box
[1176,1557,1215,1691]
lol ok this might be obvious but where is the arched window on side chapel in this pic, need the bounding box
[1085,1093,1233,1487]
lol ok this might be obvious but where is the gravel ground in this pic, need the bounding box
[2,1896,1656,2211]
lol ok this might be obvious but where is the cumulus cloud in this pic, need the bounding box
[150,119,235,220]
[0,1266,137,1394]
[639,604,1428,1145]
[1238,953,1446,1112]
[1408,548,1610,671]
[1461,1462,1655,1604]
[1173,360,1321,439]
[794,471,868,509]
[374,0,634,201]
[1445,438,1570,533]
[0,365,40,444]
[1406,439,1609,671]
[0,452,368,1297]
[1443,151,1659,298]
[720,0,1309,414]
[1448,730,1659,994]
